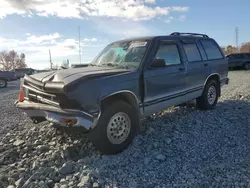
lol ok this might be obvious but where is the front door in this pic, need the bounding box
[143,39,187,116]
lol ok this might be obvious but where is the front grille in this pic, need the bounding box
[24,84,60,106]
[23,84,81,109]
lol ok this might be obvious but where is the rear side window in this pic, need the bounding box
[233,54,244,59]
[200,40,223,60]
[183,43,202,62]
[244,54,250,58]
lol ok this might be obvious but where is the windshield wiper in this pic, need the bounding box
[101,63,116,67]
[88,63,97,66]
[95,63,130,69]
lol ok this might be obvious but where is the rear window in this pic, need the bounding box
[183,43,202,62]
[200,40,223,60]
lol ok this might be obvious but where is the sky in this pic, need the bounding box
[0,0,249,69]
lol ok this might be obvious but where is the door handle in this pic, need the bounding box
[204,63,208,67]
[179,67,185,71]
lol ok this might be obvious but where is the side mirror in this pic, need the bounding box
[151,59,166,68]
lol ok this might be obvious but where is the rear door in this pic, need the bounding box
[181,39,209,92]
[143,38,187,115]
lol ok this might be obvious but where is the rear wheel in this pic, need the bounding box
[244,63,250,70]
[196,80,219,110]
[0,79,7,88]
[88,100,138,154]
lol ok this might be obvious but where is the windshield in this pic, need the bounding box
[90,40,150,69]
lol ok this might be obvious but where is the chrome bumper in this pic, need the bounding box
[15,100,98,130]
[24,109,93,129]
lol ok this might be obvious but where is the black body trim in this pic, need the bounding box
[144,86,203,107]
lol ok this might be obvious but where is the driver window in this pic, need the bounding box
[155,43,181,65]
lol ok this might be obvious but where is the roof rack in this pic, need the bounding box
[170,32,209,38]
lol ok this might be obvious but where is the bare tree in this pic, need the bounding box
[0,50,27,71]
[222,45,238,55]
[240,42,250,53]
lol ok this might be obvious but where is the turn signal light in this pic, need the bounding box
[60,118,77,126]
[18,78,25,102]
[18,88,24,102]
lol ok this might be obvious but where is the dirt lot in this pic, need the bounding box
[1,70,250,188]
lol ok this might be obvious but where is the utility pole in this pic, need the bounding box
[49,49,52,69]
[235,27,239,52]
[78,26,81,64]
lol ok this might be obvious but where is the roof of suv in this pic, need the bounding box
[113,32,212,44]
[227,52,250,56]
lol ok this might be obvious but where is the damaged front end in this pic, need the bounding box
[15,75,99,130]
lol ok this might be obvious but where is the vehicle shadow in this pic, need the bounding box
[51,99,250,187]
[228,67,248,71]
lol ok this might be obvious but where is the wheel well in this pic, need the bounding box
[0,77,7,81]
[101,92,139,111]
[205,74,221,96]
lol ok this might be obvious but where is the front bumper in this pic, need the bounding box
[15,100,96,130]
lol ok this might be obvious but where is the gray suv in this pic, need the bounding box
[15,32,229,154]
[226,53,250,70]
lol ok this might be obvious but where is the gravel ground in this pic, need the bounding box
[1,70,250,188]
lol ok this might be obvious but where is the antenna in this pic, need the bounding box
[49,49,52,70]
[235,27,239,52]
[78,26,81,64]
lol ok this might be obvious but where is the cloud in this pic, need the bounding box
[179,15,186,21]
[24,33,61,44]
[164,16,174,23]
[144,0,156,4]
[0,0,189,21]
[0,33,104,69]
[83,38,97,42]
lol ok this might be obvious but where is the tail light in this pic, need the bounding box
[18,78,25,102]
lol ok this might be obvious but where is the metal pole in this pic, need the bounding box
[49,49,52,69]
[236,27,239,52]
[79,26,81,64]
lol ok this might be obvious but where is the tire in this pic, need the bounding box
[244,63,250,70]
[196,80,219,110]
[0,79,7,88]
[88,100,138,154]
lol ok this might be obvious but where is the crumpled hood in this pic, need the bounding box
[30,66,130,85]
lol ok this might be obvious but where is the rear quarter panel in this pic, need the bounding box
[200,39,228,82]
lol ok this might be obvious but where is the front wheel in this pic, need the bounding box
[0,79,7,88]
[196,80,219,110]
[88,100,138,154]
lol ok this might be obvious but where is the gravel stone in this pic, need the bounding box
[2,72,250,187]
[156,154,166,161]
[60,161,74,175]
[13,139,25,146]
[78,175,90,187]
[15,177,25,188]
[7,186,15,188]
